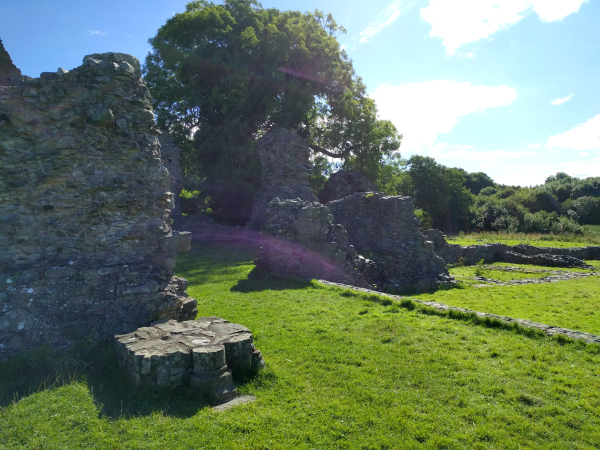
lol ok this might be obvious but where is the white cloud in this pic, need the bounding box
[550,93,574,105]
[421,0,588,55]
[545,114,600,151]
[357,1,404,44]
[527,142,543,149]
[580,152,591,156]
[87,30,107,36]
[426,147,538,177]
[497,162,557,186]
[533,1,589,21]
[447,149,537,160]
[557,160,600,178]
[370,80,517,150]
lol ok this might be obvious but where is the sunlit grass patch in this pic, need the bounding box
[446,231,600,247]
[1,240,599,449]
[414,273,600,335]
[449,265,550,282]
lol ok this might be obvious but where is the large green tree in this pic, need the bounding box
[145,0,400,223]
[398,156,473,232]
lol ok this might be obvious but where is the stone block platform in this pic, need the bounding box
[115,317,265,405]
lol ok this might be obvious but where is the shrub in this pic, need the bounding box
[414,208,433,229]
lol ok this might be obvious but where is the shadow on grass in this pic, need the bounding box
[0,340,262,419]
[231,267,313,292]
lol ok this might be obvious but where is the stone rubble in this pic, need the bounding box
[423,229,598,269]
[114,317,265,405]
[0,51,197,359]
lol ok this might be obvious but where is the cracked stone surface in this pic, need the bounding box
[115,317,265,405]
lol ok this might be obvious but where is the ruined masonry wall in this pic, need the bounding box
[0,52,197,359]
[423,229,599,268]
[318,170,378,204]
[158,132,184,218]
[329,193,452,293]
[0,38,22,86]
[248,128,316,228]
[255,198,368,287]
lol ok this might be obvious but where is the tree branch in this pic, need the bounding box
[308,143,356,158]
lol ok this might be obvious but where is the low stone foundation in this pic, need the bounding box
[423,229,598,269]
[317,280,600,344]
[114,317,265,405]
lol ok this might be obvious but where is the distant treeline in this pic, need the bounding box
[310,155,600,236]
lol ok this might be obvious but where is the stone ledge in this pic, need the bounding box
[317,280,600,345]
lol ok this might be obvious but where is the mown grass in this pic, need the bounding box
[446,230,600,247]
[1,240,600,449]
[483,261,600,272]
[417,266,600,335]
[449,266,550,283]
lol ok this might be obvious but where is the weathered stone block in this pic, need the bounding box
[115,317,263,405]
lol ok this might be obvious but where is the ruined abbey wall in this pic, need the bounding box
[248,129,316,228]
[0,52,196,359]
[329,193,452,292]
[158,132,184,218]
[250,129,454,294]
[423,229,599,268]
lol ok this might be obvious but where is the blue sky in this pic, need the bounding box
[2,0,599,186]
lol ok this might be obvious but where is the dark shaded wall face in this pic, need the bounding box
[0,52,196,360]
[0,39,22,86]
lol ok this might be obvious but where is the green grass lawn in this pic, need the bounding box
[418,266,600,335]
[477,261,600,272]
[446,231,600,247]
[1,241,600,449]
[449,266,550,283]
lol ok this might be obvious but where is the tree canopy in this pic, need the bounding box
[144,0,400,222]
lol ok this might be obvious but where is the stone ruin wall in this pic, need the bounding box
[423,229,598,269]
[318,170,378,204]
[328,193,453,292]
[158,132,184,218]
[0,51,197,360]
[252,129,453,293]
[255,198,369,286]
[0,38,22,87]
[248,129,317,228]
